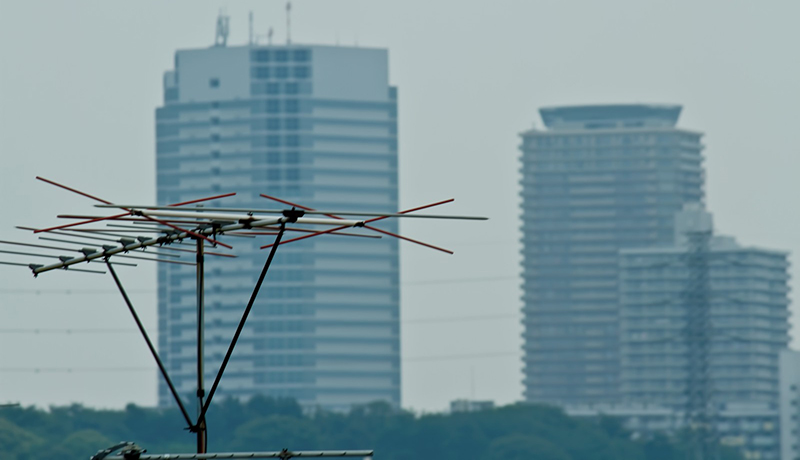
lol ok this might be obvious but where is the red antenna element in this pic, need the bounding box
[34,177,235,248]
[36,176,114,205]
[169,192,237,207]
[34,212,130,234]
[258,194,455,253]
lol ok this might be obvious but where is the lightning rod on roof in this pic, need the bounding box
[248,11,254,46]
[286,1,292,45]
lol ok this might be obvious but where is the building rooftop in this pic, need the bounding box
[539,104,682,130]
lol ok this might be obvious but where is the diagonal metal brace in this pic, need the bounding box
[106,260,195,430]
[195,223,286,428]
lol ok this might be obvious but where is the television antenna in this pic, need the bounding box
[1,176,487,458]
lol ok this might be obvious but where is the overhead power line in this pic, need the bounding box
[0,275,520,296]
[0,351,522,373]
[0,312,520,336]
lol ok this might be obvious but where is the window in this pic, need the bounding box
[285,82,299,94]
[267,82,280,95]
[164,88,178,102]
[210,117,219,125]
[267,135,281,147]
[156,124,179,137]
[293,49,310,62]
[267,118,280,130]
[293,66,310,79]
[286,135,300,147]
[275,50,289,62]
[285,99,299,113]
[210,150,220,159]
[251,49,270,62]
[275,66,289,79]
[285,118,299,130]
[286,151,299,164]
[285,168,299,180]
[211,101,219,109]
[209,78,220,88]
[266,99,280,113]
[210,134,220,142]
[267,169,281,181]
[267,152,280,164]
[251,66,270,79]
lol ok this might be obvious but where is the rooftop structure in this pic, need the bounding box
[539,104,682,130]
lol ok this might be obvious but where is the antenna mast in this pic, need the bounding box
[248,11,254,45]
[286,1,292,44]
[215,10,230,47]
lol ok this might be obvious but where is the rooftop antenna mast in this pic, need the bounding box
[286,1,292,44]
[1,176,487,459]
[248,11,254,45]
[268,27,274,46]
[215,10,230,47]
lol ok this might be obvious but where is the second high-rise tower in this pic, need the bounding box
[519,105,705,404]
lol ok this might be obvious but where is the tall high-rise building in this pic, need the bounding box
[155,43,400,411]
[519,105,705,404]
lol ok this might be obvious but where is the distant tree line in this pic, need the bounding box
[0,397,742,460]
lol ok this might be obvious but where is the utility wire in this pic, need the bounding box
[0,275,519,296]
[0,328,135,334]
[0,351,522,373]
[0,313,520,335]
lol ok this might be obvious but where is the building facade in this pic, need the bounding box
[519,105,705,404]
[779,350,800,460]
[618,204,790,459]
[565,402,780,460]
[155,43,400,411]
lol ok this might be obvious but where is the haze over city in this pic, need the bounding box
[1,0,798,421]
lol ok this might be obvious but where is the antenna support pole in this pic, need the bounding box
[196,223,286,428]
[196,238,207,453]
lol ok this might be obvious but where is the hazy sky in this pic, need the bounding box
[1,0,799,413]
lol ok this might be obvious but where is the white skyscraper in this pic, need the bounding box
[155,42,400,411]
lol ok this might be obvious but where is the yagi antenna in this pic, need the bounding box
[1,176,487,457]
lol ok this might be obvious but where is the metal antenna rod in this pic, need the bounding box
[196,223,286,429]
[196,238,207,454]
[105,260,194,429]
